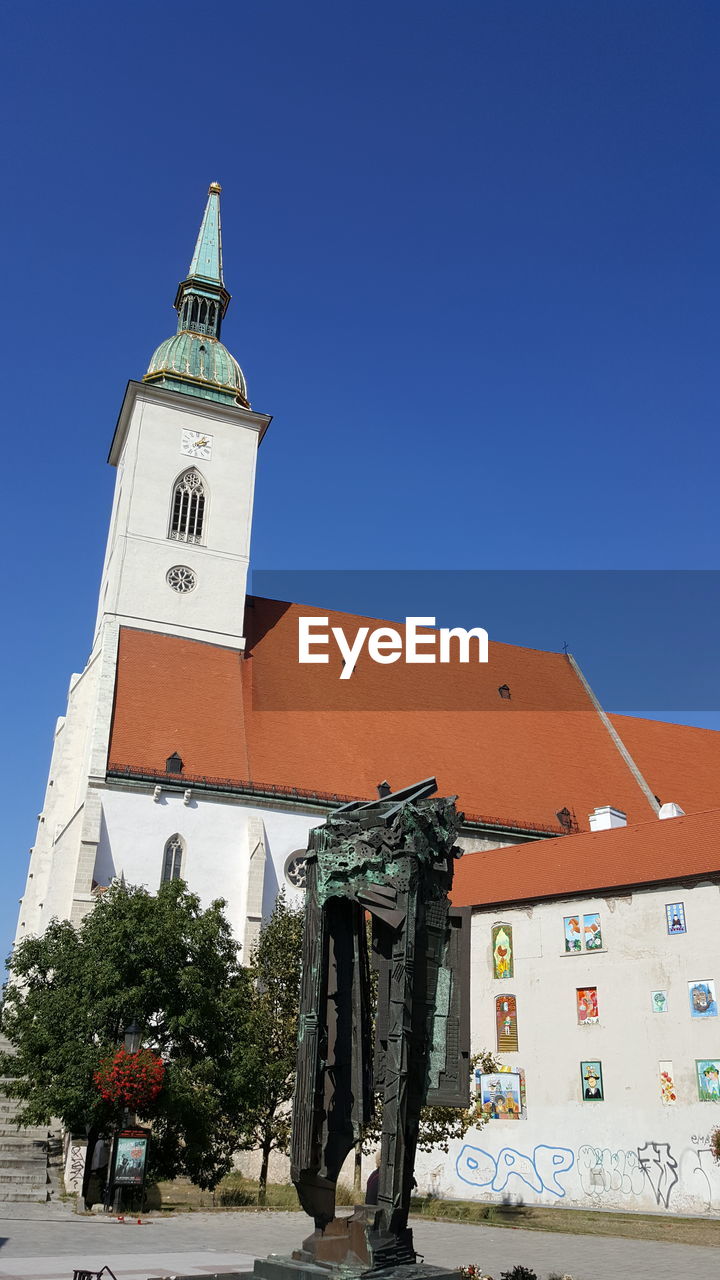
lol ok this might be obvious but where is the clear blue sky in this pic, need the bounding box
[1,2,718,958]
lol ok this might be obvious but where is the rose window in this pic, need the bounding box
[167,565,196,593]
[284,851,308,890]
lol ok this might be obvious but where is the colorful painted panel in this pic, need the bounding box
[477,1070,522,1119]
[666,902,686,934]
[492,924,513,979]
[576,987,599,1024]
[688,980,718,1018]
[659,1062,677,1105]
[651,990,669,1013]
[581,1060,604,1101]
[563,915,581,952]
[583,912,603,950]
[495,994,519,1051]
[696,1060,720,1101]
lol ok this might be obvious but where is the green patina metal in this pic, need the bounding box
[289,779,470,1280]
[428,966,451,1089]
[145,332,247,405]
[143,183,249,407]
[188,183,224,283]
[311,799,460,907]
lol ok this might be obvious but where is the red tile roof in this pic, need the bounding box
[108,601,719,837]
[451,806,720,908]
[609,713,720,815]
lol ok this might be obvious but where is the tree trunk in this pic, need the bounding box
[353,1147,363,1197]
[258,1135,272,1205]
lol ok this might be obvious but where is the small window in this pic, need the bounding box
[564,912,603,952]
[495,994,518,1051]
[161,834,184,884]
[170,469,205,544]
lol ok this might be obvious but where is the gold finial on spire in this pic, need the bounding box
[209,182,222,194]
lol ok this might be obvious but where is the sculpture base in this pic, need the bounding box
[253,1260,461,1280]
[248,1207,461,1280]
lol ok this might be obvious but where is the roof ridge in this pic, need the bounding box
[566,652,660,817]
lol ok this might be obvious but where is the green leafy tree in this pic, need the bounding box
[235,892,304,1204]
[0,880,254,1190]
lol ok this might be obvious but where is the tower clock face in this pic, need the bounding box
[181,429,213,460]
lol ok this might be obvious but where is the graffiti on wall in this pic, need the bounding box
[65,1141,86,1194]
[685,1135,720,1212]
[637,1142,679,1208]
[456,1143,575,1198]
[455,1141,683,1208]
[577,1146,645,1199]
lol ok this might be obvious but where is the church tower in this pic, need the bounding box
[93,183,270,654]
[17,187,271,945]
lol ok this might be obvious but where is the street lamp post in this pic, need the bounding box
[106,1019,143,1213]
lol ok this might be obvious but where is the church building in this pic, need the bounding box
[17,187,720,1216]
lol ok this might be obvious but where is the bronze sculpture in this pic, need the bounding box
[284,777,470,1277]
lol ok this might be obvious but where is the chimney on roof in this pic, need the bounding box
[658,802,685,820]
[589,806,627,832]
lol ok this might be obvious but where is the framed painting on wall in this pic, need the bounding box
[666,902,686,934]
[492,924,513,979]
[577,987,599,1024]
[696,1060,720,1101]
[495,994,519,1050]
[581,1060,604,1101]
[688,980,718,1018]
[659,1062,677,1105]
[477,1070,522,1119]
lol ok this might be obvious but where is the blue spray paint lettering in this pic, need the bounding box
[456,1144,575,1199]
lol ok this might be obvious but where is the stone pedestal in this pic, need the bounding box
[245,1206,462,1280]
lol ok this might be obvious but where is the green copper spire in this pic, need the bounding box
[143,183,249,408]
[188,181,224,283]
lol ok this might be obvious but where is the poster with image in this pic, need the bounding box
[478,1071,522,1119]
[651,990,668,1013]
[666,902,686,934]
[112,1133,149,1186]
[696,1060,720,1101]
[688,980,718,1018]
[577,987,599,1024]
[581,1060,604,1101]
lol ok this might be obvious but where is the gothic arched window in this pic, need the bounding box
[161,834,184,884]
[169,469,205,544]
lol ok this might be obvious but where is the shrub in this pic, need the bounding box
[500,1268,538,1280]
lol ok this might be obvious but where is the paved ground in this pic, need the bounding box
[0,1206,716,1280]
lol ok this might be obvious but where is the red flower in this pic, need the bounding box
[94,1048,165,1114]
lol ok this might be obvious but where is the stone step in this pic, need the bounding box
[0,1153,49,1170]
[0,1136,48,1151]
[0,1188,48,1202]
[0,1170,48,1186]
[0,1126,49,1140]
[0,1182,48,1192]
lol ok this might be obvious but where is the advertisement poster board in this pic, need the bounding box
[112,1129,150,1187]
